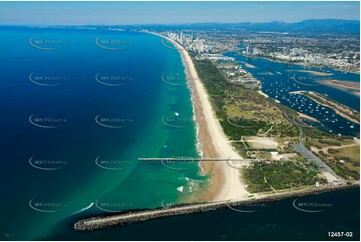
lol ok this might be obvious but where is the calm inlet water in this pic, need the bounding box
[0,27,359,241]
[226,51,360,137]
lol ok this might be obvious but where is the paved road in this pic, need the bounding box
[279,107,342,183]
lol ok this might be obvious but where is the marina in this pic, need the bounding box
[226,52,360,137]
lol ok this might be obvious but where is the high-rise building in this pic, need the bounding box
[246,42,250,54]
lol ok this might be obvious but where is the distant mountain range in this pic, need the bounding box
[235,19,360,34]
[143,19,360,35]
[1,19,359,35]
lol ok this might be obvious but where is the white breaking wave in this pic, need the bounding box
[68,202,94,217]
[177,186,184,192]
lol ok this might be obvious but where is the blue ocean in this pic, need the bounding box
[0,27,359,241]
[0,27,203,240]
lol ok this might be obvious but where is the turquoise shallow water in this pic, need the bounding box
[0,27,203,240]
[47,188,360,241]
[0,27,359,241]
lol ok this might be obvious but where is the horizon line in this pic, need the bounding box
[0,18,359,27]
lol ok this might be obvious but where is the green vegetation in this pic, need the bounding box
[192,58,299,142]
[305,138,353,149]
[243,161,325,193]
[292,116,337,140]
[305,138,360,180]
[302,125,337,140]
[192,56,360,183]
[327,148,339,154]
[330,145,360,180]
[319,139,342,146]
[336,146,360,163]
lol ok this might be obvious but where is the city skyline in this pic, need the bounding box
[0,1,359,26]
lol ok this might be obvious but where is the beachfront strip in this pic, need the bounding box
[74,32,360,230]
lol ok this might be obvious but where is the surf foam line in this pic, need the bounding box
[67,202,95,217]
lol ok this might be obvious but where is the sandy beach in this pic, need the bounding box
[74,183,359,231]
[245,63,257,69]
[72,32,360,232]
[287,70,334,76]
[297,112,320,123]
[152,32,250,202]
[323,80,360,96]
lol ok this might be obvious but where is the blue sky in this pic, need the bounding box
[0,1,359,25]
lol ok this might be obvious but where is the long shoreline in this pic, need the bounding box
[73,31,360,232]
[155,33,251,201]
